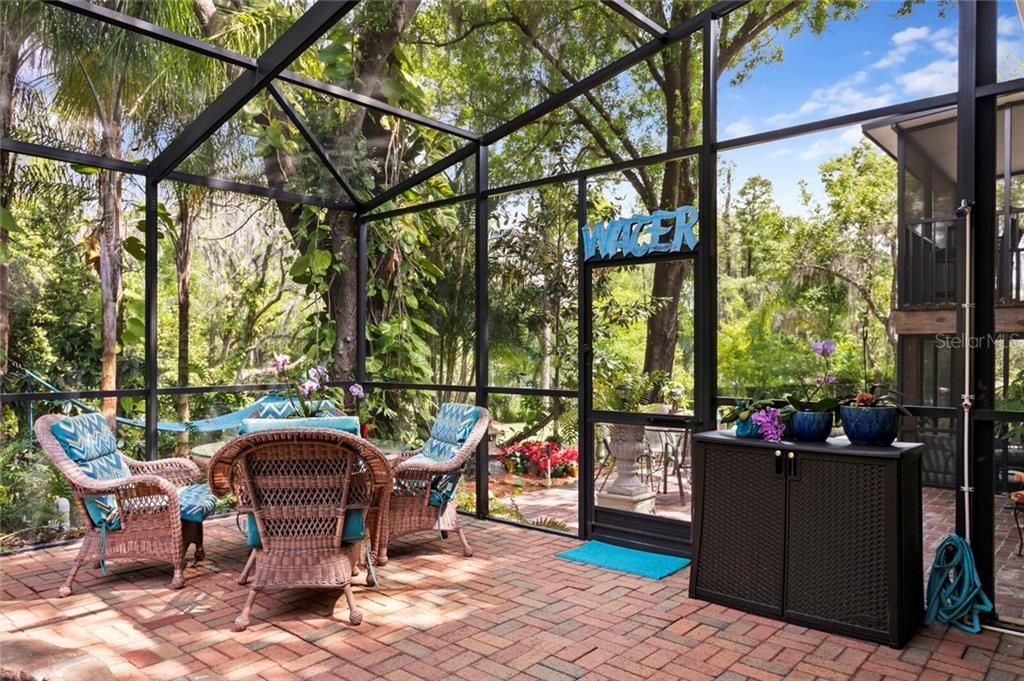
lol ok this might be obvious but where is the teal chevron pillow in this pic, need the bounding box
[430,403,480,444]
[50,413,130,530]
[238,416,360,436]
[178,483,217,523]
[416,403,480,462]
[255,398,338,419]
[243,509,364,549]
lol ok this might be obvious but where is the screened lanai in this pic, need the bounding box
[3,0,1024,676]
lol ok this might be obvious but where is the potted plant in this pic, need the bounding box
[837,327,911,447]
[271,354,343,416]
[839,386,910,447]
[784,339,840,442]
[348,383,369,436]
[720,398,774,438]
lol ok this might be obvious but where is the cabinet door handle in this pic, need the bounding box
[787,451,798,477]
[774,449,783,475]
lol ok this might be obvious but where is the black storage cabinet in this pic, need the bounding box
[689,431,924,648]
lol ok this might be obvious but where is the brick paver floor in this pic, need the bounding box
[2,517,1023,681]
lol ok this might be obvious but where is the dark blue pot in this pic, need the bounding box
[791,411,833,442]
[840,405,899,447]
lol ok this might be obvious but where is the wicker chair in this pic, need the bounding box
[382,404,490,564]
[207,429,391,631]
[34,413,213,596]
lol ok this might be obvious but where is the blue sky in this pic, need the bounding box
[717,0,1024,216]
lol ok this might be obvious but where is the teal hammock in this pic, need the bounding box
[925,534,993,634]
[15,365,333,434]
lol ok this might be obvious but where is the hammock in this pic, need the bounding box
[15,364,334,433]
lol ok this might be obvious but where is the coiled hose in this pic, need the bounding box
[925,534,992,633]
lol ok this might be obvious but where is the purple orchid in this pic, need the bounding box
[298,379,319,398]
[348,383,365,400]
[271,354,290,373]
[751,407,785,442]
[308,365,329,382]
[811,339,837,358]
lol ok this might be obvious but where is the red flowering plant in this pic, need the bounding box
[499,440,579,478]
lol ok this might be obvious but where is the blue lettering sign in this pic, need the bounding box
[581,206,699,261]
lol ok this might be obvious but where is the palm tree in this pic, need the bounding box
[38,0,221,425]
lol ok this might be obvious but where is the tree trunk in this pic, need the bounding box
[643,27,699,377]
[174,195,195,457]
[0,12,31,440]
[98,121,123,428]
[327,209,358,380]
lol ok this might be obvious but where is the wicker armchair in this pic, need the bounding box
[207,429,391,631]
[34,413,213,596]
[382,404,490,564]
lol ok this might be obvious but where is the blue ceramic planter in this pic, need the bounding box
[839,405,899,446]
[733,400,761,438]
[735,415,760,438]
[791,411,833,442]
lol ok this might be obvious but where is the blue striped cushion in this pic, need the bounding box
[50,414,129,530]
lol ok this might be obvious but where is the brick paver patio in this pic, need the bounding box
[2,517,1023,681]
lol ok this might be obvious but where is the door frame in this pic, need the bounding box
[576,176,710,555]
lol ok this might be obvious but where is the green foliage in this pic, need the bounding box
[0,438,78,538]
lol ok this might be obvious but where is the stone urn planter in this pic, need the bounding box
[597,423,656,514]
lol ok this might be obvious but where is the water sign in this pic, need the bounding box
[581,206,698,262]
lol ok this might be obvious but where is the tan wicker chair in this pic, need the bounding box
[207,429,391,631]
[35,414,207,596]
[382,405,490,564]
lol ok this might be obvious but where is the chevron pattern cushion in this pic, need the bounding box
[430,403,481,444]
[178,483,217,523]
[238,416,359,435]
[407,403,481,464]
[50,414,131,529]
[255,398,337,419]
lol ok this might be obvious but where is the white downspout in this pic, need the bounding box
[957,198,974,545]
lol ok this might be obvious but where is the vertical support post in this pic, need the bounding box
[356,216,367,384]
[1003,107,1013,305]
[144,174,159,460]
[694,17,718,432]
[896,134,908,403]
[474,143,489,519]
[578,176,593,539]
[958,0,997,604]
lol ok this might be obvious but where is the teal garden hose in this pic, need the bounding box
[925,534,993,634]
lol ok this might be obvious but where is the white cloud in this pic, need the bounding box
[999,14,1023,37]
[767,147,793,158]
[892,26,931,45]
[798,126,863,161]
[766,70,893,126]
[723,118,755,138]
[872,43,915,69]
[931,27,958,58]
[896,59,957,98]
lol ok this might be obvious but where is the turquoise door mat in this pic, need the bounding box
[556,540,690,579]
